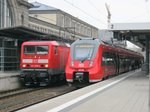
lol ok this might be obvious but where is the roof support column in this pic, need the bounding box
[147,36,150,112]
[146,36,149,75]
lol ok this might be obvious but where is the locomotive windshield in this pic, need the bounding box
[24,45,48,54]
[74,44,95,61]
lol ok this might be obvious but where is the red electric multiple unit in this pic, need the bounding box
[20,41,70,86]
[65,38,143,86]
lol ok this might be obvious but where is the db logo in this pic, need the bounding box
[33,59,38,63]
[78,63,84,67]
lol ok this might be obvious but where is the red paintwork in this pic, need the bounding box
[20,41,69,70]
[66,43,143,83]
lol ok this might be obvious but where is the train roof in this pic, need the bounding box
[72,38,143,58]
[22,41,70,47]
[101,41,143,58]
[73,38,101,44]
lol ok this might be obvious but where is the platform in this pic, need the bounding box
[0,71,19,78]
[0,71,21,92]
[18,69,148,112]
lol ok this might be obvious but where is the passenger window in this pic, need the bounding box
[102,52,116,66]
[54,46,58,55]
[102,52,109,66]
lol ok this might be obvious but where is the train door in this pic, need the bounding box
[54,45,60,74]
[115,53,119,75]
[60,46,65,73]
[108,53,115,76]
[101,51,108,79]
[102,52,115,78]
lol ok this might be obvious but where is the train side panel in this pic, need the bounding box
[100,45,117,79]
[20,41,69,86]
[65,38,143,87]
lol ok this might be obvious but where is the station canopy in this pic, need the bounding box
[0,26,74,43]
[111,23,150,48]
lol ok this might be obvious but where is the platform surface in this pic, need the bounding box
[0,71,19,78]
[18,69,149,112]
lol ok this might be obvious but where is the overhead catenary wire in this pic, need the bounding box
[87,0,107,18]
[0,1,95,31]
[1,0,107,28]
[63,0,107,28]
[87,0,113,27]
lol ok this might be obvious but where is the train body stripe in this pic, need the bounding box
[22,59,33,63]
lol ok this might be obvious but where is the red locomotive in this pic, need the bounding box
[20,41,70,86]
[65,38,143,86]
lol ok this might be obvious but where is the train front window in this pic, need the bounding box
[24,46,35,54]
[24,45,48,54]
[37,46,48,54]
[74,44,94,61]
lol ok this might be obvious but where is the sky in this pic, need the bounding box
[28,0,150,29]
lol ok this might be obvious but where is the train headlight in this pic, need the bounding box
[71,61,74,67]
[22,64,26,68]
[45,64,48,68]
[89,61,93,67]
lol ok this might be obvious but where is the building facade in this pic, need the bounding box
[0,0,31,71]
[29,2,98,39]
[0,0,98,71]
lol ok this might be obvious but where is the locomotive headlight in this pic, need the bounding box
[45,64,48,68]
[89,61,93,67]
[22,64,26,68]
[71,61,74,67]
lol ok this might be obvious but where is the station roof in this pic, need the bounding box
[0,26,46,40]
[111,23,150,48]
[111,23,150,32]
[0,26,74,43]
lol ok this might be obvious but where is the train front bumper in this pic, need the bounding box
[66,69,101,83]
[20,69,49,86]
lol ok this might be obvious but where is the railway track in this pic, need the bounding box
[0,84,76,112]
[0,88,38,99]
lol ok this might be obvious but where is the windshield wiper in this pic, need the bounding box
[80,57,88,63]
[79,53,91,63]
